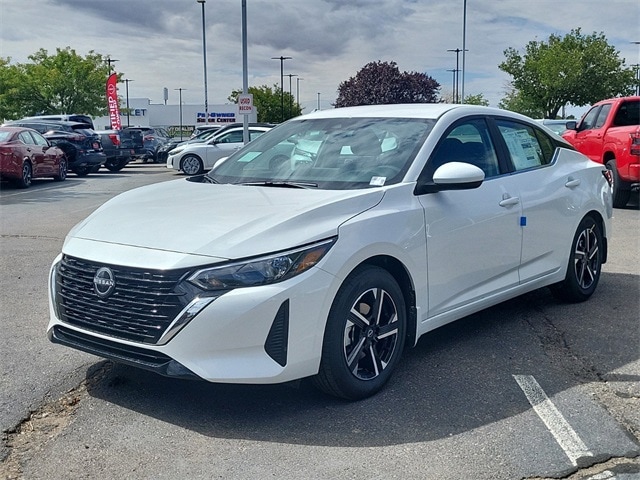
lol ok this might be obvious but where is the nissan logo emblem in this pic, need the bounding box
[94,267,116,298]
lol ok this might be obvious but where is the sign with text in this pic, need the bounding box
[238,94,254,115]
[105,73,121,130]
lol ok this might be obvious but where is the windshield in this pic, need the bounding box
[209,117,434,189]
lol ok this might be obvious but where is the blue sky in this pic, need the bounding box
[1,0,638,117]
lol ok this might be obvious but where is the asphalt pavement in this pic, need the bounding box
[0,163,638,479]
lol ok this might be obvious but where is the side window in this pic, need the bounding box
[612,100,640,127]
[496,120,550,171]
[249,130,266,141]
[30,131,49,147]
[578,106,600,131]
[425,118,500,179]
[594,104,612,129]
[218,131,243,143]
[18,132,35,145]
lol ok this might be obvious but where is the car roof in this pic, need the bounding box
[297,103,523,121]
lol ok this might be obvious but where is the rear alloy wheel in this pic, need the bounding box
[53,157,67,181]
[313,266,406,400]
[16,161,33,188]
[606,160,630,208]
[551,216,603,303]
[181,154,204,175]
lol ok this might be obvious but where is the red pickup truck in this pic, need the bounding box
[562,96,640,208]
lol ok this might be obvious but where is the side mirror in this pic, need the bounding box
[414,162,485,195]
[565,121,577,131]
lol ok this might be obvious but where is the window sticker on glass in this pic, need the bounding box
[501,129,542,170]
[370,176,387,186]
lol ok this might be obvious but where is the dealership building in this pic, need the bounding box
[93,97,258,136]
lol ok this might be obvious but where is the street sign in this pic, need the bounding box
[238,93,254,115]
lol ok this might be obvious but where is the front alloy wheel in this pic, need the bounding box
[181,154,203,175]
[314,266,406,400]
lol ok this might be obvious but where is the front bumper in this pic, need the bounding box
[47,255,337,384]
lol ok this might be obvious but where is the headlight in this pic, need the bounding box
[169,147,184,156]
[188,237,336,291]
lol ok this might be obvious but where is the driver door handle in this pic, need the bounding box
[499,195,520,208]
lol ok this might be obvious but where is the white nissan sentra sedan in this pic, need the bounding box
[47,104,613,400]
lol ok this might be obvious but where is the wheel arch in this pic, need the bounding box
[356,254,418,348]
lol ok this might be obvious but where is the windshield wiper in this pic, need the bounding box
[203,173,219,184]
[237,181,317,189]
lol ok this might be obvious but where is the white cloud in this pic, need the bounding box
[1,0,638,115]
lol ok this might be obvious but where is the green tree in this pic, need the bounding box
[335,61,440,107]
[0,57,24,120]
[463,93,489,106]
[228,85,301,123]
[499,29,636,118]
[498,85,545,118]
[0,47,115,120]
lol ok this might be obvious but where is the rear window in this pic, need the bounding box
[612,100,640,127]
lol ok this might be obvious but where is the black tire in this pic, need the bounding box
[181,154,204,175]
[53,157,67,181]
[73,165,91,177]
[105,158,127,172]
[606,160,630,208]
[313,265,407,400]
[551,215,603,303]
[15,161,32,188]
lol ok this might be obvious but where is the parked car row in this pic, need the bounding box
[0,114,184,187]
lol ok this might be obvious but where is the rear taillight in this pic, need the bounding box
[143,135,155,142]
[630,132,640,156]
[603,169,613,188]
[108,133,121,146]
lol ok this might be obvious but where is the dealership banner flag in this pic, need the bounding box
[106,73,122,130]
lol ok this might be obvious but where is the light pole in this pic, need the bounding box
[461,0,467,103]
[197,0,209,125]
[272,55,292,122]
[174,88,186,140]
[447,69,457,103]
[124,79,134,127]
[106,57,119,72]
[296,77,303,107]
[241,0,249,143]
[286,73,297,118]
[447,48,467,103]
[317,92,321,111]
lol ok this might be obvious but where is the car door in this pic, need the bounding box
[577,103,612,163]
[29,130,57,174]
[417,117,523,317]
[18,131,46,176]
[493,118,583,282]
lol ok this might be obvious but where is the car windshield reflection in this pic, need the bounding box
[209,118,435,189]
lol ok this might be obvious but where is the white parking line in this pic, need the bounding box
[513,374,593,466]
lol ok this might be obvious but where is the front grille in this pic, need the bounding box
[55,255,190,344]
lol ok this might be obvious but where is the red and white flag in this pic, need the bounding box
[106,73,122,130]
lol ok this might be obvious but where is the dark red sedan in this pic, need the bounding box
[0,126,67,188]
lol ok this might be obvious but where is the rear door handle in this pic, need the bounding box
[565,177,581,188]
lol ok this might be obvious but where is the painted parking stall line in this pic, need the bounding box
[513,374,593,466]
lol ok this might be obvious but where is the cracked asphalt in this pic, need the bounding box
[1,164,638,479]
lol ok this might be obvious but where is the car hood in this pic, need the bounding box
[67,178,385,262]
